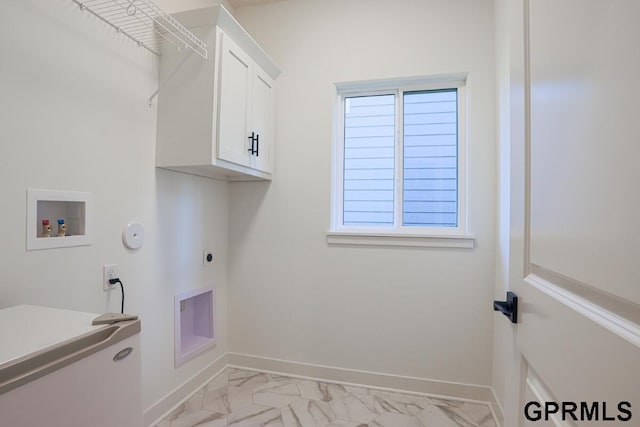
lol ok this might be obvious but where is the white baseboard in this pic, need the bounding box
[228,352,494,404]
[144,351,503,426]
[143,353,228,427]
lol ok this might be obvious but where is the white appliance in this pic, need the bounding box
[0,305,143,427]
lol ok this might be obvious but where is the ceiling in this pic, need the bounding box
[227,0,283,8]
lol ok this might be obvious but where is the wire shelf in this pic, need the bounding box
[73,0,208,59]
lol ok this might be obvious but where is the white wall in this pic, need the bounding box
[0,0,228,412]
[229,0,497,387]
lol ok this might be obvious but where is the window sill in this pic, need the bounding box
[326,231,475,249]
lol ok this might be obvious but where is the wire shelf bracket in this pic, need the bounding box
[73,0,208,105]
[148,48,193,106]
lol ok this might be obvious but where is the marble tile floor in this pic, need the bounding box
[155,368,498,427]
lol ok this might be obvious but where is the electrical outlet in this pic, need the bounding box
[203,249,214,266]
[103,264,118,291]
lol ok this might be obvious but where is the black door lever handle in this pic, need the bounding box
[494,291,518,323]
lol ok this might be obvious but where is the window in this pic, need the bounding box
[331,76,470,244]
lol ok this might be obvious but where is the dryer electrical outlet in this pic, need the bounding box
[203,250,214,266]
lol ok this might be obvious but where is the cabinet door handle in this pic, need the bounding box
[247,132,257,155]
[247,132,260,156]
[255,133,259,157]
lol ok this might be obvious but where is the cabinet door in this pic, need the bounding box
[217,33,252,168]
[249,67,275,173]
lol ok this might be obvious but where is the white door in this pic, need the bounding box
[217,32,252,168]
[250,67,274,173]
[505,1,640,426]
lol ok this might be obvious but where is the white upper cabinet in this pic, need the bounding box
[217,33,274,174]
[156,6,280,180]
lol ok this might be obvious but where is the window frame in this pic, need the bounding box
[330,75,472,244]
